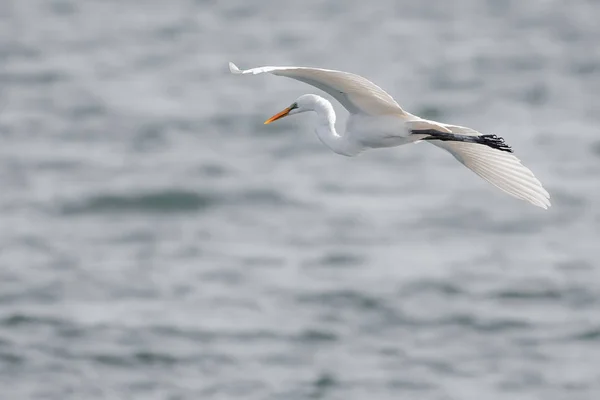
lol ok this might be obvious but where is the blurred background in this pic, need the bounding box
[1,0,599,399]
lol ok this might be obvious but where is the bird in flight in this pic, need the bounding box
[229,62,550,209]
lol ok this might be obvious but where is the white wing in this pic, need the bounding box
[430,124,550,209]
[229,62,404,116]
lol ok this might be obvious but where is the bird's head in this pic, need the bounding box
[264,94,320,124]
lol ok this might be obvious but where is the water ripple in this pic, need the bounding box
[296,289,384,312]
[60,190,217,214]
[58,186,305,215]
[0,313,67,328]
[568,327,600,342]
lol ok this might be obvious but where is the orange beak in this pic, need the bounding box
[264,105,294,124]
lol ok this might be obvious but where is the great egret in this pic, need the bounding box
[229,62,550,209]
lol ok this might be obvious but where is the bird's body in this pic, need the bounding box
[229,62,550,209]
[345,113,417,151]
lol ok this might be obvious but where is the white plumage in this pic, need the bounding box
[229,62,403,115]
[229,62,550,209]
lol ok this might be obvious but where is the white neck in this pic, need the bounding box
[309,97,361,157]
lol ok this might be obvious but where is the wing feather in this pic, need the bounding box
[229,62,404,116]
[430,136,550,208]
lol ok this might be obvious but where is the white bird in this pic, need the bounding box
[229,62,550,209]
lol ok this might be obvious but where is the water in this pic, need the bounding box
[1,0,600,399]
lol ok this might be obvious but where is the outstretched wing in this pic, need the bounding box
[229,62,404,116]
[430,123,550,209]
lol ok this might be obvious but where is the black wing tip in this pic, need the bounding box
[479,134,513,153]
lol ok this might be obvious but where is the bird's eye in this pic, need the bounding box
[290,103,298,109]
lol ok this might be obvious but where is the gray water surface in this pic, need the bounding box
[1,1,600,399]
